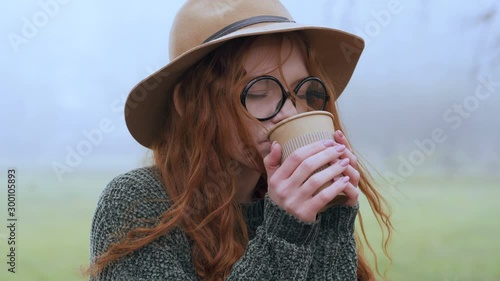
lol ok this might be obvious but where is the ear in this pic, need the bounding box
[173,83,183,117]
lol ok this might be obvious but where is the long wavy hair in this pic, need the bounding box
[88,32,393,281]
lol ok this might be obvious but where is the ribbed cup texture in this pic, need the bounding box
[280,131,332,163]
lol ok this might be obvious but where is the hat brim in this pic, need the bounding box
[125,22,365,148]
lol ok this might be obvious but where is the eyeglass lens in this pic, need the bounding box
[244,77,327,120]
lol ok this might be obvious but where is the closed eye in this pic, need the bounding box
[246,92,269,100]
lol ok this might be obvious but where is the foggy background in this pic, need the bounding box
[0,0,499,280]
[1,0,499,187]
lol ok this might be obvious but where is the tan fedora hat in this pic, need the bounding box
[125,0,365,148]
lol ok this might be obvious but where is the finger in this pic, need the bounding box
[273,139,338,180]
[341,165,360,187]
[334,130,352,151]
[333,175,343,181]
[263,141,282,179]
[341,183,360,207]
[334,131,358,169]
[299,157,349,198]
[306,176,350,212]
[288,145,347,188]
[339,149,358,169]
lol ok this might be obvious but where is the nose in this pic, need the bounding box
[271,97,298,124]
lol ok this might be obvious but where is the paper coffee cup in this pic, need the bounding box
[267,111,348,211]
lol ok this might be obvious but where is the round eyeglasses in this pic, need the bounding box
[240,75,330,121]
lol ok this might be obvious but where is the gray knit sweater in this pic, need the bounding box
[89,167,359,280]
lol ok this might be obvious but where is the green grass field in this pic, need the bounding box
[1,172,498,281]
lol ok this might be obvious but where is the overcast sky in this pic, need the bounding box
[1,0,499,181]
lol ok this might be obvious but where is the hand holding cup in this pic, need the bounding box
[264,111,359,222]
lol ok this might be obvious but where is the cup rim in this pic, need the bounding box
[266,111,334,139]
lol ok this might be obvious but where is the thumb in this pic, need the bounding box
[263,141,282,178]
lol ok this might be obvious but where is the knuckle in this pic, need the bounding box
[274,187,287,201]
[288,152,303,164]
[354,189,360,198]
[352,169,360,180]
[300,159,316,172]
[317,190,332,202]
[351,155,358,163]
[268,176,279,188]
[351,191,360,201]
[281,200,294,213]
[306,175,321,189]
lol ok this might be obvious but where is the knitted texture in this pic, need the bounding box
[89,167,359,280]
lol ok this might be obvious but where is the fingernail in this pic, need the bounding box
[271,141,277,150]
[339,158,349,167]
[337,130,345,138]
[323,140,334,147]
[342,176,350,183]
[335,145,346,152]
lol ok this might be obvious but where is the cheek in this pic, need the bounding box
[243,118,263,144]
[241,117,275,159]
[249,126,262,145]
[259,141,272,157]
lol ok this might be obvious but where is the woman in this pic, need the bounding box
[88,0,392,280]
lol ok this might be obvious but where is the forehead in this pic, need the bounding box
[242,35,307,77]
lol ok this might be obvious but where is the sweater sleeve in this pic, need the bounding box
[89,169,322,281]
[307,203,359,281]
[227,194,320,280]
[89,173,200,280]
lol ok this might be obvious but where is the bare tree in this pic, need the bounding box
[469,3,499,75]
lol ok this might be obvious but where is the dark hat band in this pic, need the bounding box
[203,15,295,43]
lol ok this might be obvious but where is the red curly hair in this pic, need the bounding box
[87,32,393,281]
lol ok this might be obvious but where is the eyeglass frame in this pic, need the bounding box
[240,75,330,121]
